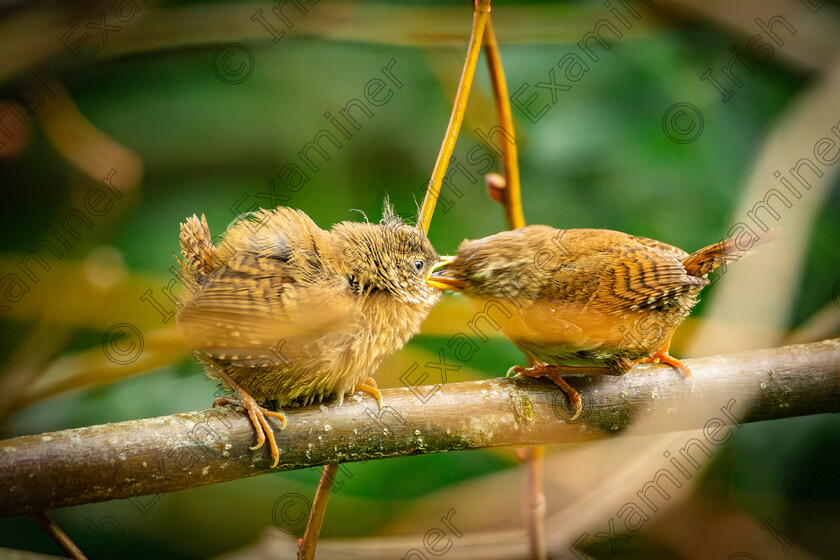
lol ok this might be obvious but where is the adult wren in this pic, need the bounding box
[177,204,441,466]
[426,226,772,419]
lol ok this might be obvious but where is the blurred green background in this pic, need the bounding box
[1,0,838,558]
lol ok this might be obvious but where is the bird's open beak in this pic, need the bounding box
[425,256,465,291]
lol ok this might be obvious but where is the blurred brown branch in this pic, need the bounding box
[1,338,838,518]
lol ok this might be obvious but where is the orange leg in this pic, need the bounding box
[637,335,696,392]
[354,376,383,410]
[507,363,602,421]
[212,367,287,468]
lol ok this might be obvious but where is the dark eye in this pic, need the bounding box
[413,260,424,274]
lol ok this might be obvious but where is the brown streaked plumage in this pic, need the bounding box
[427,225,774,418]
[177,205,441,466]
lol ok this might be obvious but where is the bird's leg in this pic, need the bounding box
[211,366,287,468]
[636,335,696,392]
[354,376,383,410]
[507,363,592,421]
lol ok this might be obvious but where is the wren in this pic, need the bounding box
[177,204,441,466]
[426,226,774,419]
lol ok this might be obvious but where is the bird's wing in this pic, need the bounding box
[177,209,356,368]
[549,242,708,314]
[178,271,354,367]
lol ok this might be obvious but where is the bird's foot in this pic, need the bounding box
[210,363,287,467]
[649,350,696,392]
[637,340,696,392]
[213,394,287,468]
[354,376,383,410]
[542,367,582,421]
[506,364,544,378]
[507,363,582,421]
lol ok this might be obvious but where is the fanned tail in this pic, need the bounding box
[682,229,779,277]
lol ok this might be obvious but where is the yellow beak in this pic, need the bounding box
[425,256,466,291]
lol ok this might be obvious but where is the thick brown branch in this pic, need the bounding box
[1,339,838,518]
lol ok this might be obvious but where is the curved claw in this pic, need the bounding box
[656,354,696,393]
[507,363,549,379]
[640,337,697,393]
[265,409,288,429]
[567,394,582,421]
[247,404,267,451]
[354,376,383,410]
[254,409,281,468]
[246,405,287,468]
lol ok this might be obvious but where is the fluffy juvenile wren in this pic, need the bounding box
[177,204,441,466]
[426,226,770,419]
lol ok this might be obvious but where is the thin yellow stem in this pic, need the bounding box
[418,0,492,234]
[298,464,338,560]
[483,16,525,230]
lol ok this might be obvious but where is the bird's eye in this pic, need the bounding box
[413,260,424,274]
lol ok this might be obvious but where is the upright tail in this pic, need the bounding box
[179,214,221,282]
[682,229,779,277]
